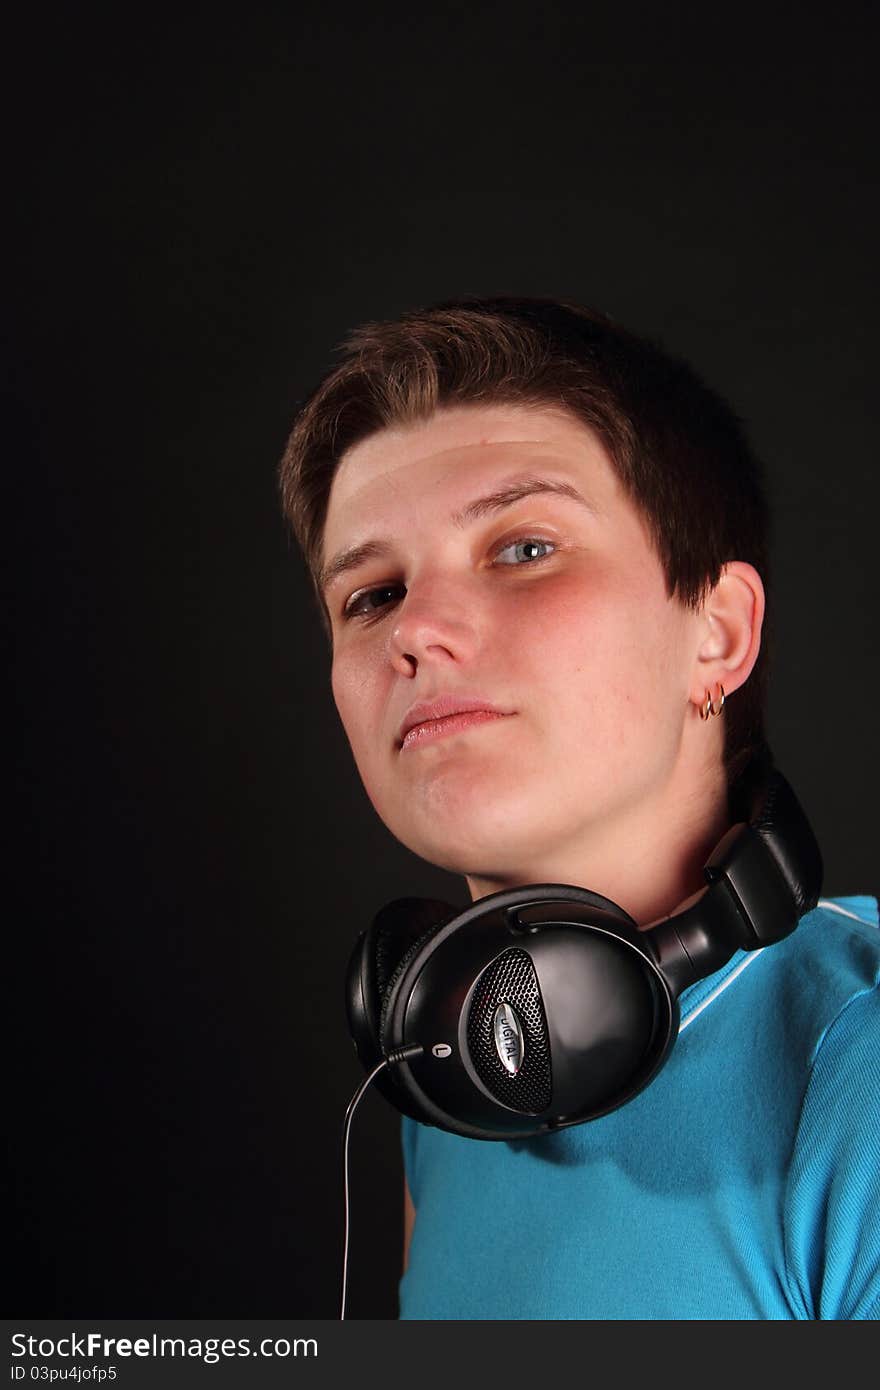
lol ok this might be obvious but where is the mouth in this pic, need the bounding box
[399,708,514,752]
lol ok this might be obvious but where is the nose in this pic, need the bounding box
[388,574,480,677]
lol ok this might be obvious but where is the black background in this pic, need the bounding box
[8,4,878,1320]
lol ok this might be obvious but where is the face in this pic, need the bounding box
[321,403,706,885]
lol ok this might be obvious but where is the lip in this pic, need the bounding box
[397,696,514,751]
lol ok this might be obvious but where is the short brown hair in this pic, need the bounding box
[278,296,774,803]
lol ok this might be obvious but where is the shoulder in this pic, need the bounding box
[790,894,880,1101]
[793,893,878,960]
[682,894,880,1063]
[800,894,879,947]
[762,894,880,1035]
[780,896,880,1319]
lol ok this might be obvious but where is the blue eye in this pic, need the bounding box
[494,538,556,565]
[341,538,555,621]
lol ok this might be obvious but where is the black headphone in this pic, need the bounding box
[345,754,823,1141]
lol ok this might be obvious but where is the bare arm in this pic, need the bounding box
[403,1178,416,1272]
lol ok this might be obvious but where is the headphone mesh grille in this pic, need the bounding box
[466,949,552,1113]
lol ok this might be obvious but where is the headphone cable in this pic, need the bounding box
[340,1044,424,1320]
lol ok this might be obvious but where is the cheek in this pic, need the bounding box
[505,572,683,739]
[506,569,639,680]
[330,653,372,748]
[331,647,394,782]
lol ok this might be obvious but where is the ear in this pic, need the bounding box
[689,561,766,706]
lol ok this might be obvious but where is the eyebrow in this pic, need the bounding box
[319,474,598,595]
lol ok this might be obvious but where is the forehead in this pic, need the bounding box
[322,402,623,557]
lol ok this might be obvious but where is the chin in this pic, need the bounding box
[385,796,565,882]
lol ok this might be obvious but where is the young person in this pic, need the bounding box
[279,297,879,1319]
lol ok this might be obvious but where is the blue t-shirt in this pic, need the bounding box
[400,896,880,1320]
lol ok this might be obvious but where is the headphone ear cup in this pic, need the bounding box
[346,897,457,1069]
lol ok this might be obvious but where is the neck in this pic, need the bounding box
[464,741,733,929]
